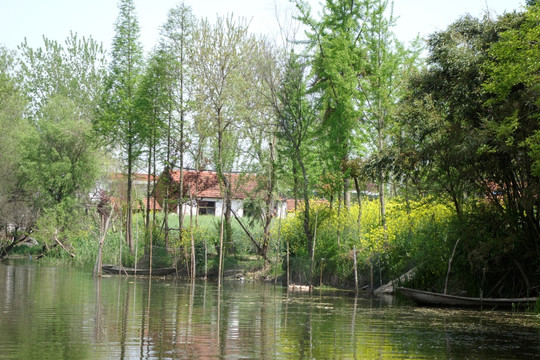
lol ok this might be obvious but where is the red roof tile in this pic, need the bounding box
[168,170,257,200]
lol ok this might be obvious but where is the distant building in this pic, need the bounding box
[154,169,259,217]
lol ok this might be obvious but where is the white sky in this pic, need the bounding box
[0,0,526,53]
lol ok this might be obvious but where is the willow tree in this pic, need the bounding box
[274,51,319,259]
[14,32,106,255]
[357,0,420,234]
[17,33,107,120]
[95,0,144,253]
[294,0,366,207]
[0,47,34,259]
[190,15,257,280]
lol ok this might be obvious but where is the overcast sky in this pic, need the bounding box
[1,0,526,53]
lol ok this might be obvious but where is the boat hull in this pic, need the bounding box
[396,287,537,308]
[102,264,177,276]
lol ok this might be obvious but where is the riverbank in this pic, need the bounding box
[5,197,539,303]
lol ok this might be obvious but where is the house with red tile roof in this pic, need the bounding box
[154,169,260,217]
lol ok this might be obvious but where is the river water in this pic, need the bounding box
[0,260,538,359]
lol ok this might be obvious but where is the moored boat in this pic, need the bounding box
[396,287,537,308]
[102,264,177,276]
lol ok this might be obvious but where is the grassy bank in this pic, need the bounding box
[17,196,538,302]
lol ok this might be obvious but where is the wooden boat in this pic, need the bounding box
[102,264,177,276]
[396,287,537,308]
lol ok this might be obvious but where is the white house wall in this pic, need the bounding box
[215,199,244,217]
[177,198,244,217]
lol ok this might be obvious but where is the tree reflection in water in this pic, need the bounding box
[0,263,538,360]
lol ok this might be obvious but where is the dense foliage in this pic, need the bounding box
[0,1,538,298]
[391,5,540,296]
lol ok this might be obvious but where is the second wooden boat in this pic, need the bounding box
[396,287,537,308]
[102,264,177,276]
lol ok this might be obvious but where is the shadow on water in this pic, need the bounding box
[0,261,539,359]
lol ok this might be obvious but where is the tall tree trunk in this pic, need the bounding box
[297,149,313,258]
[189,191,196,279]
[344,177,350,209]
[261,137,277,258]
[126,141,134,253]
[337,192,341,247]
[224,191,232,254]
[218,201,225,287]
[378,107,387,238]
[178,35,186,245]
[151,133,157,267]
[309,210,318,291]
[379,182,387,233]
[164,108,172,250]
[354,177,362,235]
[216,110,233,256]
[178,119,185,255]
[145,143,152,245]
[293,160,299,212]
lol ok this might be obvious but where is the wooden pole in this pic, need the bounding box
[93,210,114,277]
[286,225,290,288]
[444,238,460,295]
[274,215,282,287]
[353,245,358,293]
[190,192,196,279]
[309,210,318,293]
[218,201,225,288]
[319,259,324,287]
[370,261,374,294]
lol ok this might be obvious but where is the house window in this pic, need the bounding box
[198,201,216,215]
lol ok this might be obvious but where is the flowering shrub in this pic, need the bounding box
[278,197,455,287]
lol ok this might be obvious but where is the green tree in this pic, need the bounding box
[482,4,540,276]
[396,15,495,215]
[17,33,106,120]
[95,0,144,253]
[135,50,168,258]
[0,46,35,258]
[17,96,99,255]
[294,0,366,206]
[19,96,98,209]
[8,33,106,257]
[396,9,539,295]
[190,15,258,280]
[357,0,420,234]
[159,3,196,254]
[274,51,320,262]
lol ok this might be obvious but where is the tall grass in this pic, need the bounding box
[33,197,457,288]
[36,210,272,275]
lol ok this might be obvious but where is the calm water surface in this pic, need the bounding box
[0,260,538,359]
